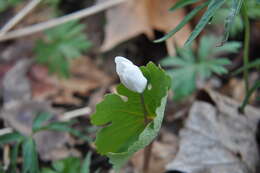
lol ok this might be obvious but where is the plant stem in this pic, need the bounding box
[241,1,250,92]
[140,94,149,125]
[143,142,154,173]
[239,81,260,113]
[140,93,153,173]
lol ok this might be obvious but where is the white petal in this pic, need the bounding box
[115,56,147,93]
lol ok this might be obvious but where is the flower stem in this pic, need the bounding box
[241,1,250,92]
[140,93,149,125]
[143,142,154,173]
[140,93,153,173]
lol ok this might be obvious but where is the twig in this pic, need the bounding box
[3,145,10,170]
[0,0,127,41]
[0,0,42,36]
[61,107,91,121]
[0,128,13,136]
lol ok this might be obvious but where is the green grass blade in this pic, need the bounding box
[10,142,21,173]
[169,0,199,12]
[33,112,53,132]
[154,2,209,43]
[81,152,92,173]
[239,80,260,113]
[221,0,243,44]
[22,138,39,173]
[232,59,260,75]
[185,0,226,46]
[42,122,93,142]
[0,132,24,145]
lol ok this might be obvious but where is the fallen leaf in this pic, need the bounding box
[100,0,191,51]
[166,89,260,173]
[31,56,112,105]
[1,59,68,161]
[2,59,32,104]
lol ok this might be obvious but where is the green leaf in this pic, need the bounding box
[40,168,57,173]
[232,59,260,75]
[161,35,237,101]
[81,152,92,173]
[52,157,81,173]
[185,0,226,46]
[198,35,218,60]
[9,142,21,173]
[212,41,241,55]
[221,0,243,44]
[257,0,260,4]
[239,80,260,113]
[22,137,39,173]
[33,112,53,132]
[0,132,24,145]
[0,0,22,12]
[91,62,171,170]
[213,6,243,37]
[35,20,91,78]
[169,0,200,12]
[0,165,4,173]
[41,121,93,142]
[198,35,241,59]
[154,2,208,43]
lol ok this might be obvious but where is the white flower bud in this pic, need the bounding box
[115,56,147,93]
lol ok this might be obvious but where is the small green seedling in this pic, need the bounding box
[91,57,171,172]
[160,35,241,101]
[35,20,91,78]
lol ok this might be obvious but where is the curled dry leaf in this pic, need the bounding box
[166,89,260,173]
[100,0,191,51]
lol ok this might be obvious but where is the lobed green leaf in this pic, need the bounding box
[91,62,171,170]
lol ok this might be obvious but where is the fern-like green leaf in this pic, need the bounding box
[35,21,91,78]
[161,35,240,101]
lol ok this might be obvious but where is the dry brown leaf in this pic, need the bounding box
[31,57,112,105]
[166,89,260,173]
[101,0,191,52]
[1,59,68,161]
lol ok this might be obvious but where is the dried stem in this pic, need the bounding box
[0,0,127,41]
[0,0,42,36]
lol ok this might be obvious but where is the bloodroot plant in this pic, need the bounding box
[90,57,171,172]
